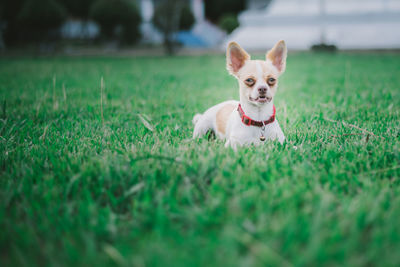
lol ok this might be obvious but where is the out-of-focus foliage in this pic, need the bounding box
[57,0,95,19]
[90,0,141,44]
[153,1,195,33]
[17,0,67,42]
[179,4,195,31]
[204,0,245,22]
[153,0,195,54]
[0,0,141,45]
[18,0,66,30]
[1,0,61,44]
[218,13,239,34]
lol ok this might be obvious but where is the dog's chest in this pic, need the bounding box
[231,118,283,145]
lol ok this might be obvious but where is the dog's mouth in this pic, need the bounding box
[249,95,272,103]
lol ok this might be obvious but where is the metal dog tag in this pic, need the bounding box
[260,124,266,141]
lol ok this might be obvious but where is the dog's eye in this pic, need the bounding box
[245,78,255,86]
[267,77,276,85]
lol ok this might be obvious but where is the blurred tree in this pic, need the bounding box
[17,0,67,43]
[57,0,96,39]
[2,0,98,45]
[204,0,245,23]
[0,3,4,49]
[179,4,195,31]
[57,0,95,19]
[90,0,141,44]
[1,0,26,45]
[218,13,239,34]
[152,0,195,55]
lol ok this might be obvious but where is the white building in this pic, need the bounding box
[225,0,400,50]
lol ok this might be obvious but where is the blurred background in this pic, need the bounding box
[0,0,400,55]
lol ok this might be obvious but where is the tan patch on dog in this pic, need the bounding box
[216,103,236,134]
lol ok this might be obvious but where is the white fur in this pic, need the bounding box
[192,100,238,139]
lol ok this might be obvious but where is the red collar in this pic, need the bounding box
[237,104,276,127]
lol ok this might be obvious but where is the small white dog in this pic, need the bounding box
[193,40,287,149]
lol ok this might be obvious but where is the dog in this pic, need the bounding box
[192,40,287,149]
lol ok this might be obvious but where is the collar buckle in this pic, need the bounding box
[241,114,252,126]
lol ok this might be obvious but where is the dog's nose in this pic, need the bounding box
[258,86,267,94]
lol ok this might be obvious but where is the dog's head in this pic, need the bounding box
[226,40,287,107]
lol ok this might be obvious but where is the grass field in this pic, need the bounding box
[0,52,399,267]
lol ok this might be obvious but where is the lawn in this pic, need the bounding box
[0,52,399,267]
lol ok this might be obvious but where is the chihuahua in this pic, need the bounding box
[193,40,287,149]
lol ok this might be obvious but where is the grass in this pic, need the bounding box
[0,52,399,267]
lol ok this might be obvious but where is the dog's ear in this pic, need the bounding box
[227,42,250,75]
[266,40,287,74]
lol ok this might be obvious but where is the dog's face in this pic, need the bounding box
[226,41,287,107]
